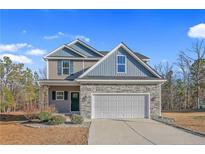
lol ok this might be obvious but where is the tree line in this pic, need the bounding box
[0,57,40,112]
[0,41,204,112]
[155,40,205,111]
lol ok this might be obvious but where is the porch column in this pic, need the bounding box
[39,85,49,111]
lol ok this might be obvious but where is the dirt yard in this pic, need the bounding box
[0,112,88,145]
[0,122,88,144]
[162,112,205,133]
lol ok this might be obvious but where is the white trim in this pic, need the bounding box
[142,59,150,62]
[116,54,127,74]
[38,80,79,86]
[44,57,101,60]
[62,60,70,75]
[67,39,104,57]
[82,60,85,72]
[47,60,49,79]
[76,79,166,84]
[91,93,150,119]
[79,43,162,79]
[56,91,64,100]
[44,44,87,59]
[159,84,162,116]
[70,91,80,112]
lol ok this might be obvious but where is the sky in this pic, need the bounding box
[0,9,205,72]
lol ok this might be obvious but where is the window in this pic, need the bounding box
[62,61,70,75]
[56,91,64,100]
[117,55,126,73]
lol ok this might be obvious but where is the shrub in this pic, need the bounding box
[47,115,66,125]
[37,112,52,122]
[71,114,84,124]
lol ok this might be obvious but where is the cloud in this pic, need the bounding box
[43,31,65,40]
[0,43,31,52]
[43,35,59,40]
[0,54,32,64]
[26,48,46,56]
[22,30,27,34]
[58,32,65,36]
[188,23,205,39]
[43,32,90,42]
[74,35,90,42]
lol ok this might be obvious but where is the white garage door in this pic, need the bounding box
[92,93,149,119]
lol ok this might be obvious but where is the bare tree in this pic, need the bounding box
[182,40,205,109]
[38,65,47,79]
[176,53,192,109]
[155,62,174,110]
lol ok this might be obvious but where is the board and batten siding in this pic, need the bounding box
[70,42,101,57]
[48,60,97,79]
[49,47,83,57]
[86,47,155,77]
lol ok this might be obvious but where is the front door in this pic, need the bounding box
[71,92,79,111]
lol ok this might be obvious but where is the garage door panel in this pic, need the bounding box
[92,93,149,119]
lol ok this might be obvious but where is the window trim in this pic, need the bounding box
[116,55,126,73]
[56,91,64,100]
[62,60,70,75]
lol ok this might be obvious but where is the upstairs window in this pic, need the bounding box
[62,60,70,75]
[117,55,126,73]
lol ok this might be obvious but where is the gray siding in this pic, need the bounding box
[70,42,101,57]
[86,47,155,77]
[49,86,80,113]
[49,47,83,57]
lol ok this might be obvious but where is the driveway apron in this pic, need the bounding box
[88,119,205,145]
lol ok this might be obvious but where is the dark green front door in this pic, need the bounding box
[71,92,79,111]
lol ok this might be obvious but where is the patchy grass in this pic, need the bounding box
[0,112,88,144]
[162,112,205,133]
[193,116,205,120]
[0,122,88,144]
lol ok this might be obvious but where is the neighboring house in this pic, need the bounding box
[39,39,166,119]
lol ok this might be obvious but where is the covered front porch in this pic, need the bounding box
[39,80,80,113]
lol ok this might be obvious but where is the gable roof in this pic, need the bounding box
[44,44,87,59]
[79,43,162,79]
[67,39,104,57]
[99,51,150,61]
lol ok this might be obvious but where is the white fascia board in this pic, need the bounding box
[119,44,162,78]
[76,79,167,84]
[44,57,101,60]
[142,59,150,62]
[67,39,104,57]
[44,44,87,59]
[79,43,161,78]
[44,45,65,58]
[64,45,87,58]
[78,44,122,78]
[38,80,79,86]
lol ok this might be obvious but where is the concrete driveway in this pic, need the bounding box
[88,119,205,145]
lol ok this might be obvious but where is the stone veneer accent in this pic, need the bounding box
[80,84,161,119]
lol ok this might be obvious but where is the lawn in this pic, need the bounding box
[0,122,88,144]
[0,112,88,145]
[162,112,205,133]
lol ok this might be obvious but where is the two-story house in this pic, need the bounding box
[39,39,166,119]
